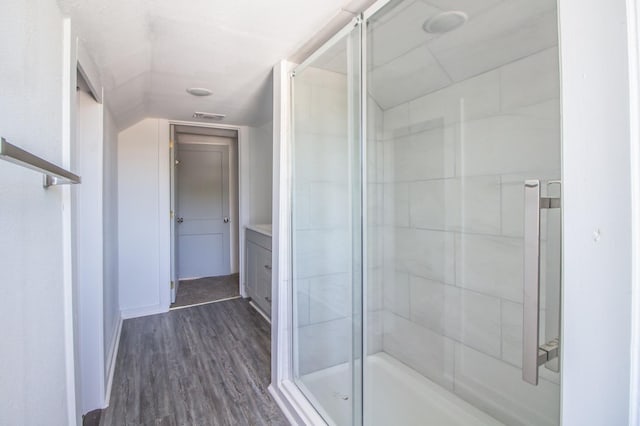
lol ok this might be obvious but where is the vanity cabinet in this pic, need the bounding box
[245,228,271,318]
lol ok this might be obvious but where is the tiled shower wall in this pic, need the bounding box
[368,46,562,425]
[294,67,354,375]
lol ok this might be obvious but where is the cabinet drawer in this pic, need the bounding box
[246,229,271,251]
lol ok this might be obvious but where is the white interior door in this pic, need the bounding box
[176,143,231,279]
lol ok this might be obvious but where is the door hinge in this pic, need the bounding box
[170,280,175,289]
[170,210,174,219]
[169,140,174,149]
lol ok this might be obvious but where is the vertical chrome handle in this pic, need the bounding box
[523,180,542,385]
[523,180,561,386]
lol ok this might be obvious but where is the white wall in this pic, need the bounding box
[248,122,274,225]
[0,1,74,424]
[559,0,635,424]
[118,118,171,318]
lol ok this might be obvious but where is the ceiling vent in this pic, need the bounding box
[192,112,226,121]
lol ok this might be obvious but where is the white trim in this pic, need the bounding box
[61,17,80,426]
[627,0,640,424]
[362,0,393,20]
[76,40,103,104]
[169,296,242,311]
[103,315,123,407]
[249,300,271,323]
[120,304,168,320]
[293,16,361,76]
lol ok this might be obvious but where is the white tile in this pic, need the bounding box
[457,113,560,177]
[293,182,311,230]
[367,183,383,227]
[370,44,452,109]
[454,289,502,357]
[294,229,350,278]
[383,270,411,318]
[308,182,349,229]
[454,343,560,426]
[294,133,349,183]
[383,125,456,182]
[410,278,501,357]
[429,0,558,82]
[293,80,312,132]
[308,273,350,323]
[421,0,504,16]
[367,310,384,354]
[409,179,457,231]
[368,1,440,68]
[366,268,384,311]
[366,225,384,270]
[295,278,311,327]
[455,233,523,302]
[457,176,502,234]
[383,183,410,226]
[409,176,500,234]
[297,318,352,374]
[500,47,560,110]
[311,84,348,136]
[382,102,410,140]
[367,140,385,183]
[382,311,456,390]
[394,227,455,284]
[367,95,385,141]
[408,69,501,128]
[409,275,447,333]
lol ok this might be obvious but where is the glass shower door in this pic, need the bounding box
[364,0,562,425]
[291,20,362,426]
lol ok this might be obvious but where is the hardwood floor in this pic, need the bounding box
[170,274,240,309]
[100,298,288,426]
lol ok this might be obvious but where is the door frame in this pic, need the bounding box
[269,0,640,424]
[168,121,248,302]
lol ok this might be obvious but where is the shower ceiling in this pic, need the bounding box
[313,0,557,109]
[57,0,372,129]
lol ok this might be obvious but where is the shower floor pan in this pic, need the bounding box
[300,352,502,426]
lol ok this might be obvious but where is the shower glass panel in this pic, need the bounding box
[365,0,561,425]
[291,22,362,426]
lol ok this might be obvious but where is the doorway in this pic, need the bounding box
[170,124,241,308]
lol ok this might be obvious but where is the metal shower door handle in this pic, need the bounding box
[523,180,561,385]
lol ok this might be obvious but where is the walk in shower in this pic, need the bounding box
[291,0,562,424]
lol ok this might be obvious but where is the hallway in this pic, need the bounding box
[100,299,286,426]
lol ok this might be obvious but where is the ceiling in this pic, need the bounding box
[57,0,365,129]
[313,0,558,110]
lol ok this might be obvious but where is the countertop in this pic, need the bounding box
[246,224,272,237]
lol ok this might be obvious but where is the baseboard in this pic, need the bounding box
[249,300,271,324]
[103,315,123,408]
[120,304,168,319]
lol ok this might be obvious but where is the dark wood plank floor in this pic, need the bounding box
[100,298,288,426]
[171,274,240,309]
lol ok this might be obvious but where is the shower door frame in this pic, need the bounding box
[269,0,640,424]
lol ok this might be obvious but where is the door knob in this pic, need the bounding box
[177,217,184,223]
[224,217,230,223]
